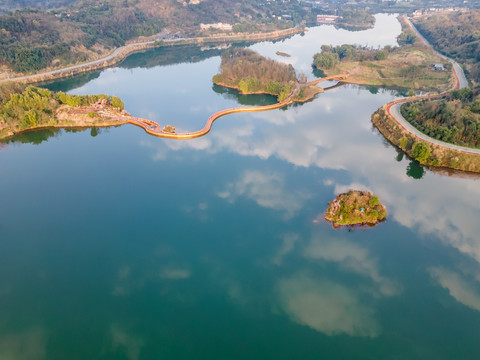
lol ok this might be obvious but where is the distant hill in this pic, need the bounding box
[0,0,77,13]
[413,10,480,83]
[0,0,287,75]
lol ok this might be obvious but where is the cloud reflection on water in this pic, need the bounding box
[218,170,311,219]
[277,273,380,337]
[429,266,480,312]
[0,327,46,360]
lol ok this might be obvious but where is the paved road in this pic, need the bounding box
[404,16,468,89]
[384,17,480,155]
[2,28,302,84]
[388,100,480,155]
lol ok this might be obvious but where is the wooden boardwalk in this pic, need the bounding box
[126,74,349,140]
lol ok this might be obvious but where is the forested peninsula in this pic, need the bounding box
[0,82,126,140]
[213,48,324,103]
[336,10,375,30]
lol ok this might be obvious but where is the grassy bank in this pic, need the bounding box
[372,105,480,173]
[313,16,453,91]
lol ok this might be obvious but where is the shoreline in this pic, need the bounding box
[212,81,324,104]
[0,27,304,85]
[366,16,479,172]
[1,119,128,142]
[0,74,347,143]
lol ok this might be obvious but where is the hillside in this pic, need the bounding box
[413,10,480,83]
[0,0,287,76]
[0,0,77,13]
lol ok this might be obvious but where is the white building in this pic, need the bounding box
[200,23,233,31]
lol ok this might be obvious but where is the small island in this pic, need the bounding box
[325,190,387,227]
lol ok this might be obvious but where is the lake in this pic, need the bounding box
[1,14,480,359]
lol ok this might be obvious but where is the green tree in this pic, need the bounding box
[313,52,339,70]
[412,142,431,163]
[109,96,124,110]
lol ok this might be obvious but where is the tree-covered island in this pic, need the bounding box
[213,48,325,103]
[325,190,387,227]
[0,82,127,141]
[335,10,376,30]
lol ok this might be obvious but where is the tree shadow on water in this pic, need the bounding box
[406,160,425,179]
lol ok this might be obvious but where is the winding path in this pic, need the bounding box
[383,17,480,155]
[1,28,303,84]
[125,74,349,139]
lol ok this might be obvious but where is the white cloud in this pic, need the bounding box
[218,170,310,218]
[159,267,191,280]
[429,267,480,311]
[111,324,144,360]
[304,234,399,297]
[272,233,300,266]
[277,273,380,337]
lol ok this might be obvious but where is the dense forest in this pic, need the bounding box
[401,87,480,148]
[413,10,480,82]
[0,82,123,137]
[0,0,279,74]
[0,4,162,73]
[212,48,297,101]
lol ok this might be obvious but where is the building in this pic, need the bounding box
[316,15,340,24]
[200,23,233,31]
[433,63,445,71]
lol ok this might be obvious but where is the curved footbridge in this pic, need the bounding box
[126,74,349,140]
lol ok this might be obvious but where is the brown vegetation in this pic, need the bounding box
[372,106,480,173]
[325,190,387,227]
[401,87,480,149]
[313,17,453,91]
[413,10,480,84]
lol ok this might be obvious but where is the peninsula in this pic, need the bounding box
[312,17,453,91]
[313,13,480,173]
[0,83,127,140]
[325,190,387,227]
[213,48,332,103]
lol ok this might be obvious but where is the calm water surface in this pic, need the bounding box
[1,14,480,359]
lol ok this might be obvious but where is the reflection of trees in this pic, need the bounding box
[40,72,102,93]
[212,84,278,107]
[3,128,61,145]
[4,127,106,145]
[406,160,425,179]
[119,43,255,70]
[395,148,404,162]
[311,66,326,78]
